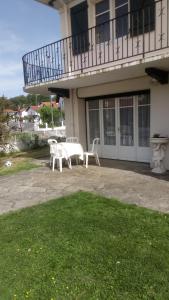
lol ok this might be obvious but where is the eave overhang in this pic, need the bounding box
[35,0,71,10]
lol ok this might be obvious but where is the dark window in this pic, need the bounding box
[130,0,155,36]
[115,0,128,38]
[70,1,89,55]
[95,0,110,43]
[96,0,109,14]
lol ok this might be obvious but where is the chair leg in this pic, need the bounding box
[59,158,62,172]
[67,158,72,169]
[95,153,100,166]
[52,157,55,171]
[76,156,79,165]
[49,156,52,167]
[83,155,85,166]
[85,154,88,168]
[69,158,72,169]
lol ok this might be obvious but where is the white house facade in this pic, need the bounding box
[23,0,169,168]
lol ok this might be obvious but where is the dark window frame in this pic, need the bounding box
[95,0,110,43]
[70,1,89,55]
[115,0,128,38]
[130,0,155,37]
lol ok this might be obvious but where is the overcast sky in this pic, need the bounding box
[0,0,60,98]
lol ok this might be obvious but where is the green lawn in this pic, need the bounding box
[0,146,49,176]
[0,159,39,176]
[0,192,169,300]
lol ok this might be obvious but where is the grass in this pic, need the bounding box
[0,146,49,176]
[0,159,39,176]
[0,191,169,300]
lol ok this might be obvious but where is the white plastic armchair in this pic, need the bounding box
[51,143,71,172]
[48,139,57,167]
[84,138,100,168]
[66,137,79,164]
[66,137,79,143]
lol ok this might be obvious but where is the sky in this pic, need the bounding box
[0,0,61,98]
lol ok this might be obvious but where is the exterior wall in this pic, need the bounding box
[60,0,168,38]
[151,84,169,169]
[24,0,169,88]
[64,90,87,149]
[64,76,169,168]
[59,7,69,38]
[43,0,169,86]
[64,92,74,137]
[59,0,169,165]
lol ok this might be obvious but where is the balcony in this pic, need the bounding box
[23,0,169,89]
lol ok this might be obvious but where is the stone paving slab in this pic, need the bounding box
[0,159,169,214]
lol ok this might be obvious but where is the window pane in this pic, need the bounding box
[103,109,116,145]
[115,0,127,7]
[89,110,100,143]
[120,98,134,146]
[103,99,115,108]
[116,4,128,37]
[120,97,133,107]
[96,0,109,15]
[96,12,109,25]
[138,95,150,147]
[96,13,110,43]
[138,94,150,106]
[130,0,155,36]
[71,1,89,54]
[88,100,99,109]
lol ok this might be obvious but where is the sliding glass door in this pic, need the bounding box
[87,94,151,162]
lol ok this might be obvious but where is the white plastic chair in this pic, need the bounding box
[66,137,79,143]
[84,138,100,168]
[66,137,79,164]
[51,143,72,172]
[48,139,57,167]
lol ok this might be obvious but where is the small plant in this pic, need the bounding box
[0,97,11,146]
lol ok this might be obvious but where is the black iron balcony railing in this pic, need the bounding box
[23,0,168,87]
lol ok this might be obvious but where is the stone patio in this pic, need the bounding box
[0,158,169,215]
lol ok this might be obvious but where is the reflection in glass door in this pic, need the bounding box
[88,100,100,144]
[137,94,151,162]
[118,96,136,161]
[103,99,116,145]
[119,97,134,147]
[138,95,150,147]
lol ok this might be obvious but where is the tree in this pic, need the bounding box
[38,106,62,127]
[8,94,51,110]
[0,96,10,145]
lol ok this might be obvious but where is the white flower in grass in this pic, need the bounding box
[4,160,12,167]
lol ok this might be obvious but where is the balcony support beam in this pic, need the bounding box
[48,87,70,98]
[145,67,169,84]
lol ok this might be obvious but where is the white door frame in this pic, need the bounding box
[86,94,151,162]
[116,96,137,161]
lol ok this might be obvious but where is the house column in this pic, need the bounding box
[64,89,87,149]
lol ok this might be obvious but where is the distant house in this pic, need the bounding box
[16,106,40,122]
[26,106,40,118]
[39,101,58,109]
[3,109,17,117]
